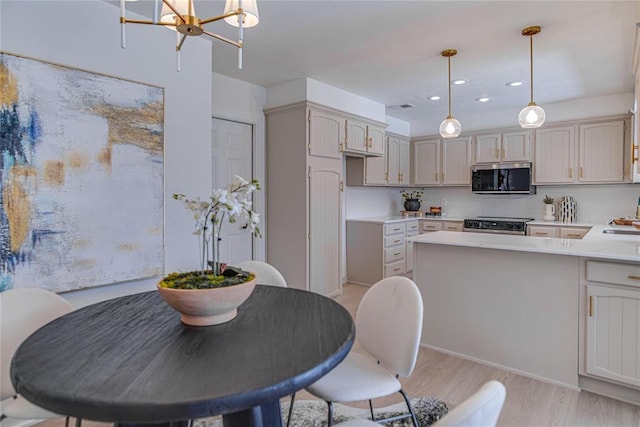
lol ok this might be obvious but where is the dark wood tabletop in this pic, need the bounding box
[10,286,354,427]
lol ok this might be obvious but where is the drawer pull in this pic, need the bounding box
[535,232,549,236]
[447,227,457,230]
[628,275,640,280]
[393,252,401,256]
[567,233,581,237]
[394,240,401,243]
[393,268,401,272]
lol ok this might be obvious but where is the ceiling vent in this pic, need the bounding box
[387,103,415,110]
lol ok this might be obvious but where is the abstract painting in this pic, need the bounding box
[0,52,164,292]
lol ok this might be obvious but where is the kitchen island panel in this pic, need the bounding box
[414,242,580,389]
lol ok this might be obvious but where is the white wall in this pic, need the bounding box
[347,183,640,225]
[211,72,267,260]
[1,0,213,307]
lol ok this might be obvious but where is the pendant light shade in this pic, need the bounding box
[518,26,545,128]
[439,49,461,138]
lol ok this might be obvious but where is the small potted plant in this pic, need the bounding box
[401,190,423,212]
[543,194,555,221]
[158,176,262,326]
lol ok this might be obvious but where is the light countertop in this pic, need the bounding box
[408,224,640,262]
[347,215,465,224]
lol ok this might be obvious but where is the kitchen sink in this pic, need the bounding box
[602,229,640,235]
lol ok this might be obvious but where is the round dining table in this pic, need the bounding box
[10,285,355,427]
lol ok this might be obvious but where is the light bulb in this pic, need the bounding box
[518,104,546,128]
[439,117,461,138]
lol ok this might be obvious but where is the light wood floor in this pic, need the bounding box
[34,283,640,427]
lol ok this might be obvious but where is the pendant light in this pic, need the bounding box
[439,49,462,138]
[518,26,545,128]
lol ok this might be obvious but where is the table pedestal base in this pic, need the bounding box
[222,401,283,427]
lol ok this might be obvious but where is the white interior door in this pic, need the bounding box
[211,117,254,266]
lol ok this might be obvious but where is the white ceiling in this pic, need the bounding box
[122,1,639,131]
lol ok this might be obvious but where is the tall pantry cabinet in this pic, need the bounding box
[264,103,343,297]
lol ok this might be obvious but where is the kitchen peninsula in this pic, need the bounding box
[410,226,640,405]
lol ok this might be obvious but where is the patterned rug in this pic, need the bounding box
[193,397,448,427]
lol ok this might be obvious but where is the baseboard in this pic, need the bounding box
[579,375,640,406]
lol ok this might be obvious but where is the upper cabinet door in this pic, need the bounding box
[533,126,576,184]
[442,137,472,185]
[367,125,386,156]
[308,108,345,160]
[502,130,531,162]
[475,134,501,163]
[345,119,368,154]
[398,139,410,185]
[412,139,440,185]
[579,121,624,183]
[387,136,400,185]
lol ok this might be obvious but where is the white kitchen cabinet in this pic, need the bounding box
[412,138,440,185]
[412,137,471,186]
[387,135,410,185]
[265,103,343,297]
[442,137,473,185]
[579,121,625,183]
[533,125,576,184]
[347,220,417,286]
[527,225,558,237]
[344,118,386,156]
[308,107,345,160]
[421,220,443,233]
[533,117,629,185]
[420,219,463,233]
[584,260,640,389]
[527,224,591,239]
[309,158,342,297]
[475,131,530,163]
[367,124,386,156]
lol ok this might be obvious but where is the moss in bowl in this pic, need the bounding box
[157,268,257,326]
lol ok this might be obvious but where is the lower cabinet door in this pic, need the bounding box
[586,284,640,388]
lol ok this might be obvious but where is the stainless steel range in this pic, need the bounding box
[463,216,534,235]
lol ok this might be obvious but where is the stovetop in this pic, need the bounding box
[467,216,534,223]
[463,216,534,234]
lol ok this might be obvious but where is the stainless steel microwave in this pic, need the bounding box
[471,162,536,194]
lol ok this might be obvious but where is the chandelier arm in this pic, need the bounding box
[202,30,242,48]
[161,0,187,25]
[200,10,243,26]
[177,34,188,51]
[121,17,177,28]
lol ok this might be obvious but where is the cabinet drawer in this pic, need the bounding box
[384,235,404,248]
[385,245,406,263]
[527,226,557,237]
[558,227,590,239]
[384,260,406,277]
[587,261,640,288]
[406,221,420,233]
[443,221,463,232]
[384,222,406,236]
[421,221,443,232]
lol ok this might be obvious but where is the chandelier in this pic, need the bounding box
[439,49,462,139]
[518,26,545,128]
[119,0,259,71]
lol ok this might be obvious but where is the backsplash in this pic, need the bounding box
[346,184,640,224]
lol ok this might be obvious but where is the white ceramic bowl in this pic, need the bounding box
[157,277,256,326]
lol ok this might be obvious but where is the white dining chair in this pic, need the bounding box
[433,381,506,427]
[1,288,73,426]
[300,276,424,426]
[235,260,287,288]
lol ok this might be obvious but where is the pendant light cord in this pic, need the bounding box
[448,55,452,117]
[529,35,534,104]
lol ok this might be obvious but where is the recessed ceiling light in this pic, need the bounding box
[452,79,467,85]
[506,81,524,87]
[428,96,441,101]
[476,97,490,103]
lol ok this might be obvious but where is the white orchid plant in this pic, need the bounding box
[173,176,261,276]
